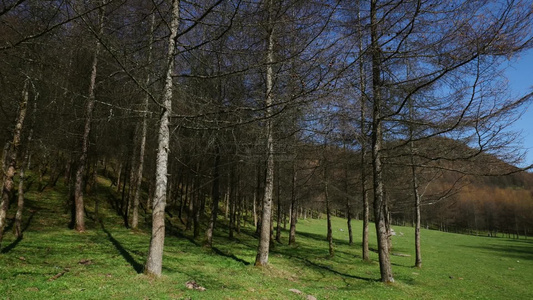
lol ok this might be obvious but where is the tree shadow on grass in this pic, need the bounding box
[166,217,201,247]
[459,243,533,261]
[296,230,353,248]
[166,217,257,265]
[280,252,378,282]
[271,241,377,282]
[99,221,143,274]
[211,246,251,266]
[1,210,36,254]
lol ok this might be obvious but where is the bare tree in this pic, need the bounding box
[368,0,394,283]
[255,0,276,267]
[0,79,29,247]
[144,0,180,277]
[14,89,37,238]
[73,1,106,232]
[131,9,156,230]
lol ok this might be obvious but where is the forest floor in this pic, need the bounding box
[1,175,532,299]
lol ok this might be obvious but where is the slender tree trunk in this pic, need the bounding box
[193,163,201,238]
[343,142,353,245]
[253,163,261,229]
[178,179,185,224]
[74,4,105,232]
[255,0,275,266]
[185,175,193,231]
[93,161,99,220]
[236,187,242,234]
[126,134,138,227]
[357,0,370,263]
[361,120,370,261]
[385,201,392,252]
[289,162,297,245]
[283,207,287,229]
[229,169,236,238]
[0,80,29,246]
[409,101,422,268]
[275,164,282,243]
[253,192,257,228]
[144,0,180,277]
[14,163,26,238]
[370,0,394,283]
[206,146,220,247]
[130,108,147,230]
[14,96,37,238]
[346,204,353,245]
[121,160,130,227]
[116,161,123,191]
[0,142,9,194]
[325,165,334,257]
[224,182,229,220]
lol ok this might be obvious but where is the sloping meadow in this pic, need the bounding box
[1,181,532,299]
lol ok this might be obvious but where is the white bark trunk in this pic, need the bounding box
[255,0,276,267]
[0,80,29,246]
[145,0,180,277]
[14,96,37,238]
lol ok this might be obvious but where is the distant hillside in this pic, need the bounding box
[379,136,533,237]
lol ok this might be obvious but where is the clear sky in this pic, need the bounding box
[505,49,533,168]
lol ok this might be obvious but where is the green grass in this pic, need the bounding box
[1,177,532,299]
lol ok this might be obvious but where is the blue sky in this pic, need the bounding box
[505,49,533,168]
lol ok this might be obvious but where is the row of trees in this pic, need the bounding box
[1,0,532,282]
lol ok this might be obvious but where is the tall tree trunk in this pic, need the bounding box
[116,161,123,191]
[229,169,235,239]
[206,146,220,247]
[283,207,287,229]
[255,0,275,266]
[121,160,130,227]
[253,192,257,228]
[343,142,353,245]
[144,0,180,277]
[73,3,105,232]
[253,163,261,229]
[325,164,334,257]
[370,0,394,283]
[14,166,26,238]
[413,170,421,267]
[0,80,29,246]
[185,175,193,231]
[289,162,297,245]
[236,186,242,234]
[126,135,138,228]
[14,94,37,238]
[92,160,99,220]
[409,95,422,268]
[193,163,201,239]
[178,178,185,224]
[357,0,370,263]
[224,181,229,220]
[385,200,392,252]
[275,164,282,243]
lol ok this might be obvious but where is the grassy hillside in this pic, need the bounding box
[1,177,532,299]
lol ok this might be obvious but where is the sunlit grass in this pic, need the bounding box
[1,177,532,299]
